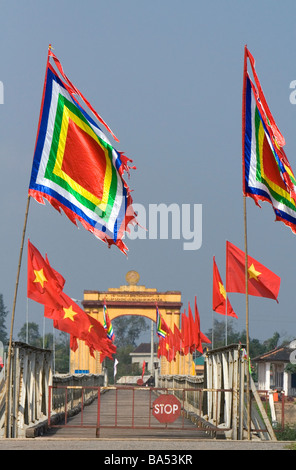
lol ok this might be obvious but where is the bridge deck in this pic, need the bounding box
[43,388,213,439]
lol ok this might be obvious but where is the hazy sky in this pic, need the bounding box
[1,0,296,346]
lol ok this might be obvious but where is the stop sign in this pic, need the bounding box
[152,394,181,423]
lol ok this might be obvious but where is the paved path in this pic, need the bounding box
[0,437,292,451]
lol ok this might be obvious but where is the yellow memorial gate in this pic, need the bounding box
[70,271,192,376]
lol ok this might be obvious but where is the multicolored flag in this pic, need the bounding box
[156,306,170,339]
[226,241,281,303]
[103,302,114,340]
[212,257,238,318]
[242,46,296,234]
[29,46,137,255]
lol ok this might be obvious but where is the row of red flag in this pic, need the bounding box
[27,237,280,364]
[213,241,281,318]
[156,299,211,363]
[27,239,116,362]
[156,239,281,362]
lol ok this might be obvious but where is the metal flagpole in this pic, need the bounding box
[225,290,228,346]
[212,310,214,349]
[4,195,31,437]
[150,320,154,376]
[26,297,29,344]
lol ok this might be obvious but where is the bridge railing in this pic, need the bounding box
[51,374,104,415]
[158,344,277,441]
[0,342,104,438]
[0,342,53,438]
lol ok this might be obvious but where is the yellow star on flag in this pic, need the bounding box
[63,305,78,322]
[218,281,227,300]
[33,268,48,288]
[248,263,261,281]
[88,324,93,332]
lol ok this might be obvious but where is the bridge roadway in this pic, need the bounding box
[9,387,288,450]
[43,387,211,440]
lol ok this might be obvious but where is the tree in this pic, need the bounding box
[207,318,241,348]
[103,315,150,384]
[113,316,149,348]
[0,294,8,346]
[105,344,138,385]
[18,322,70,374]
[54,331,69,373]
[206,319,280,358]
[263,332,280,351]
[18,322,41,347]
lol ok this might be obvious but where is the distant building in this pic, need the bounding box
[130,342,160,373]
[193,355,205,376]
[252,341,296,397]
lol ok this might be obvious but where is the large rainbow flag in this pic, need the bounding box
[242,46,296,234]
[29,46,137,254]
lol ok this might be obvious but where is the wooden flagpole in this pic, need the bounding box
[4,195,31,437]
[4,45,52,438]
[225,280,228,346]
[243,195,251,440]
[242,45,251,440]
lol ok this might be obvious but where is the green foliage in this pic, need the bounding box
[18,322,43,347]
[285,363,296,374]
[104,316,150,383]
[207,319,280,359]
[54,331,70,373]
[105,344,140,384]
[113,316,149,348]
[274,423,296,441]
[17,322,69,374]
[206,320,282,381]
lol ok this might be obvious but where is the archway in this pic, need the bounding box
[69,271,183,375]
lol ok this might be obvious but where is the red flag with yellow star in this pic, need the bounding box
[44,291,91,339]
[84,313,116,360]
[28,240,116,357]
[213,257,238,318]
[45,297,116,358]
[226,241,281,303]
[27,239,64,309]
